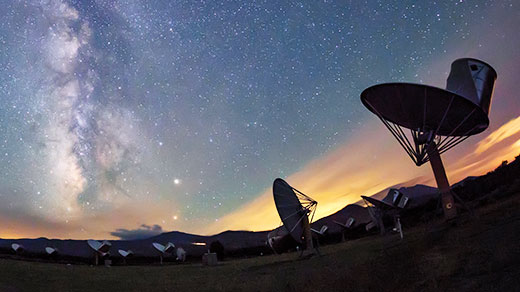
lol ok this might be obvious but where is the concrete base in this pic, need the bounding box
[202,253,218,266]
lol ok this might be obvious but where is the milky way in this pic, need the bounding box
[0,0,518,238]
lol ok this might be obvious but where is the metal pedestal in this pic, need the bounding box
[426,142,457,220]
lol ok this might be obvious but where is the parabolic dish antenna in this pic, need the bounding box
[153,242,175,264]
[11,243,23,253]
[360,58,497,220]
[87,239,111,253]
[118,249,133,257]
[334,217,356,229]
[334,217,356,242]
[87,239,111,265]
[152,242,165,253]
[152,242,175,254]
[273,178,317,254]
[176,247,186,262]
[362,195,405,238]
[45,247,58,255]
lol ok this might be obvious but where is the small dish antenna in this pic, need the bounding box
[389,189,410,209]
[118,249,133,264]
[334,217,356,241]
[87,239,112,265]
[152,242,175,264]
[362,195,405,238]
[361,58,497,220]
[311,225,328,236]
[334,217,356,229]
[176,247,186,262]
[11,243,23,253]
[272,178,318,256]
[118,249,133,257]
[45,247,58,255]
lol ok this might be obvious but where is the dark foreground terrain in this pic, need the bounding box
[0,192,519,292]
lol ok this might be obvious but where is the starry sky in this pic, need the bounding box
[0,0,519,239]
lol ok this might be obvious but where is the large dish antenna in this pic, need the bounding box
[361,58,497,220]
[272,178,317,255]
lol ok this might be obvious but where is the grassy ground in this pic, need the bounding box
[0,195,519,292]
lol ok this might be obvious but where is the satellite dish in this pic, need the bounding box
[176,247,186,262]
[361,58,497,220]
[45,247,58,255]
[118,249,133,258]
[333,216,357,242]
[271,178,318,256]
[334,217,356,229]
[153,242,175,264]
[386,189,410,209]
[118,249,133,264]
[346,217,355,228]
[11,243,23,253]
[152,242,165,253]
[87,239,111,265]
[311,225,328,236]
[362,196,387,235]
[164,242,175,254]
[87,239,111,253]
[363,195,406,238]
[397,196,409,209]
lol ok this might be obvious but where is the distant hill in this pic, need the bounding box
[0,183,438,260]
[0,230,269,260]
[3,153,520,262]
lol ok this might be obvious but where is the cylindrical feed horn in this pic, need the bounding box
[446,58,497,115]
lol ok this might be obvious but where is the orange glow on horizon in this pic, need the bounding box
[201,116,520,235]
[2,116,520,240]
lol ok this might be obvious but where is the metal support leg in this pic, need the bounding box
[302,216,315,256]
[427,142,457,220]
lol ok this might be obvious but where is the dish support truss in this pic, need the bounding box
[364,94,480,167]
[278,186,317,251]
[363,94,480,220]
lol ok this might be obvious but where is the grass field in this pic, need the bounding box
[0,195,519,292]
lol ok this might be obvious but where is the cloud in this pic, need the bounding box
[110,224,164,240]
[474,116,520,154]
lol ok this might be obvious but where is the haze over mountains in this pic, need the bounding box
[0,182,439,259]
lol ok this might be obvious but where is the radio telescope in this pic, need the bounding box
[176,247,186,262]
[311,225,328,236]
[11,243,23,253]
[152,242,175,264]
[270,178,318,256]
[362,195,405,238]
[45,247,58,255]
[118,249,133,257]
[118,249,133,264]
[361,58,497,220]
[333,217,355,241]
[87,239,112,266]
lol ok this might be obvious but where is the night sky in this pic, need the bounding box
[0,0,519,239]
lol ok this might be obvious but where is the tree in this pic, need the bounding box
[209,240,225,260]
